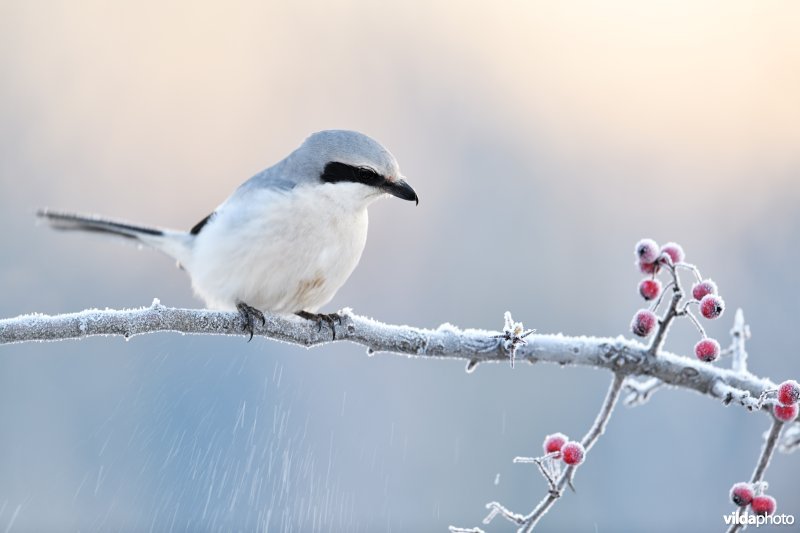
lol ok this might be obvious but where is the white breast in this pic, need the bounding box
[185,183,371,314]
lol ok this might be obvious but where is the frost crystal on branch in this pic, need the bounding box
[493,311,534,368]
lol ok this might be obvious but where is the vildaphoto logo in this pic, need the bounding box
[723,511,795,528]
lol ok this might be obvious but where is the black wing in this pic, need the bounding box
[189,213,215,235]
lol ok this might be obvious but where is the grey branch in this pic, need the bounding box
[623,377,663,407]
[711,381,762,411]
[520,373,625,532]
[726,419,785,533]
[483,502,525,526]
[3,299,795,532]
[751,420,783,482]
[729,308,750,373]
[471,263,777,532]
[778,422,800,454]
[0,300,780,419]
[480,374,626,531]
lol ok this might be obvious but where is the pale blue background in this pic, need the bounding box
[1,1,799,531]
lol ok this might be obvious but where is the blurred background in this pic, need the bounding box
[1,0,799,531]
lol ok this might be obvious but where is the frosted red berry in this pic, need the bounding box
[561,441,585,466]
[635,239,659,264]
[543,432,568,457]
[700,295,725,319]
[692,279,718,301]
[751,495,776,516]
[730,482,754,507]
[638,279,662,301]
[659,242,685,265]
[774,402,799,422]
[777,380,800,406]
[694,338,721,362]
[638,260,660,275]
[631,310,657,337]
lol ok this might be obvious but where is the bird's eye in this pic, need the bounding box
[358,166,380,179]
[320,162,385,187]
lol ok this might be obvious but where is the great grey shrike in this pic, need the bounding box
[39,130,418,339]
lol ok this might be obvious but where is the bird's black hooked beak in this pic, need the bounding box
[383,178,418,205]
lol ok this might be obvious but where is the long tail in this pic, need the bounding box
[37,208,194,265]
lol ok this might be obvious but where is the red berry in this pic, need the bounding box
[638,260,660,275]
[631,309,658,337]
[774,402,799,422]
[692,279,718,301]
[659,242,685,265]
[561,441,585,466]
[730,482,754,507]
[543,432,568,457]
[635,239,659,264]
[638,279,662,300]
[700,295,725,319]
[751,495,776,516]
[777,380,800,406]
[694,338,721,362]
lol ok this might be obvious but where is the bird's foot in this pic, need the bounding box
[236,301,266,342]
[296,311,342,340]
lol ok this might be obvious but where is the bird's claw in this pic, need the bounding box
[236,301,265,342]
[296,311,341,340]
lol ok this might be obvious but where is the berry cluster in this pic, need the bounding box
[773,379,800,422]
[729,482,777,516]
[630,238,726,362]
[543,433,585,466]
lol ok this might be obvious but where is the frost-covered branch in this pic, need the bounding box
[778,422,800,454]
[446,238,798,531]
[0,300,779,418]
[729,309,750,373]
[750,420,783,483]
[647,262,683,355]
[623,377,663,407]
[711,381,762,411]
[726,420,785,533]
[474,373,625,531]
[3,237,798,531]
[519,373,625,531]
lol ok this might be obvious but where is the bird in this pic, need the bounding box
[38,130,418,340]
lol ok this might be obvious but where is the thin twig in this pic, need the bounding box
[623,377,663,407]
[729,309,750,374]
[518,373,625,531]
[778,422,800,454]
[726,419,784,533]
[751,420,783,482]
[581,373,626,450]
[649,280,675,313]
[482,502,525,526]
[648,264,682,356]
[676,262,703,283]
[679,307,706,338]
